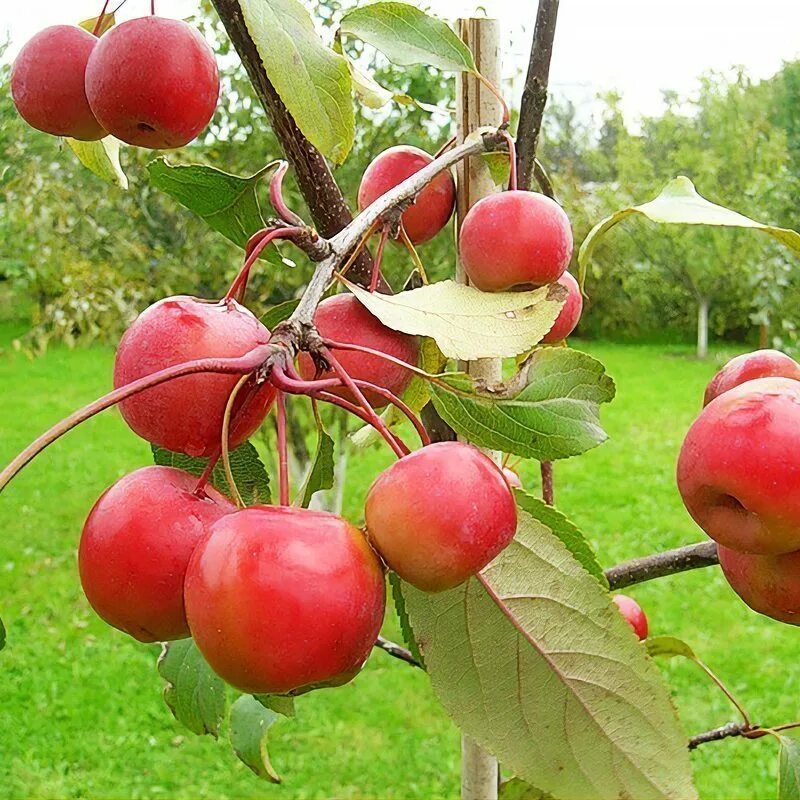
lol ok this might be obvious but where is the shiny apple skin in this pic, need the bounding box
[297,294,419,408]
[612,594,648,640]
[677,377,800,555]
[113,296,275,457]
[541,271,583,343]
[85,17,219,148]
[365,442,518,592]
[11,26,105,140]
[703,349,800,406]
[458,190,573,292]
[357,145,456,244]
[184,506,386,695]
[718,545,800,626]
[79,466,235,642]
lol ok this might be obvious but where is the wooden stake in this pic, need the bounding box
[455,17,503,800]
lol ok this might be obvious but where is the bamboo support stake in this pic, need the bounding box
[455,17,503,800]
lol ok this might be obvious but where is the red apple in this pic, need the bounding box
[114,296,275,457]
[718,545,800,626]
[11,26,105,140]
[85,17,219,148]
[365,442,517,591]
[704,349,800,406]
[677,377,800,555]
[184,506,386,694]
[358,145,456,244]
[297,293,419,408]
[612,594,648,640]
[541,271,583,343]
[458,190,573,292]
[79,466,234,642]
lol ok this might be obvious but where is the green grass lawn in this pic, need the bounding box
[0,325,796,800]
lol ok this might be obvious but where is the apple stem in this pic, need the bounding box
[150,0,155,15]
[194,453,221,497]
[474,71,509,126]
[434,135,457,160]
[91,0,111,35]
[269,161,306,227]
[225,226,304,303]
[0,345,273,495]
[398,226,428,284]
[501,130,518,191]
[368,227,389,293]
[275,390,290,506]
[221,373,252,508]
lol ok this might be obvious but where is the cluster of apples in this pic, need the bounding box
[357,145,584,343]
[678,349,800,625]
[10,16,219,148]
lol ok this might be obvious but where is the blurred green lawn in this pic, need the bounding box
[1,323,797,800]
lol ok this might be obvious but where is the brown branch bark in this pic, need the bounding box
[516,0,560,192]
[605,541,719,590]
[374,636,422,668]
[688,722,753,750]
[210,0,374,287]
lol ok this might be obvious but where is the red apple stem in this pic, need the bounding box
[150,0,155,14]
[221,373,253,508]
[272,365,429,447]
[434,135,457,160]
[194,453,221,497]
[322,338,434,382]
[474,71,510,126]
[275,390,290,506]
[224,226,305,303]
[269,161,305,227]
[368,227,389,293]
[0,344,273,496]
[92,0,112,35]
[501,130,518,191]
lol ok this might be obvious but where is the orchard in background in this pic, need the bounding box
[4,1,800,799]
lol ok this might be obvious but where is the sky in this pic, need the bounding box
[2,0,800,125]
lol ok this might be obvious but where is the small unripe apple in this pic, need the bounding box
[11,26,105,140]
[85,17,219,148]
[677,377,800,555]
[612,594,648,640]
[718,545,800,625]
[79,466,234,642]
[703,349,800,406]
[114,296,275,457]
[541,271,583,343]
[458,190,573,292]
[184,506,386,694]
[297,293,419,408]
[365,442,517,592]
[358,145,456,244]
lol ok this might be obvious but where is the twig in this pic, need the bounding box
[688,722,753,750]
[540,461,554,504]
[516,0,560,191]
[374,636,422,668]
[605,541,719,590]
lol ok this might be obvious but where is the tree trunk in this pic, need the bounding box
[456,17,502,800]
[697,297,709,359]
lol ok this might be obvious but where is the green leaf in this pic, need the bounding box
[151,442,271,506]
[261,298,300,331]
[229,694,282,782]
[430,348,616,461]
[254,694,296,717]
[340,2,476,73]
[514,490,607,587]
[499,778,554,800]
[779,733,800,800]
[66,137,128,189]
[388,572,423,667]
[645,636,697,661]
[483,151,512,187]
[578,176,800,287]
[147,158,276,251]
[401,506,696,800]
[157,640,227,737]
[345,280,566,361]
[78,13,115,35]
[346,56,447,114]
[296,418,335,508]
[239,0,354,164]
